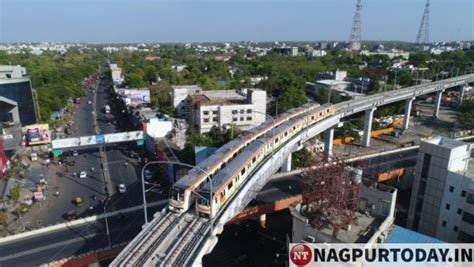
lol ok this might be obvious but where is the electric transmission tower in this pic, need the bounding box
[416,0,430,48]
[349,0,362,52]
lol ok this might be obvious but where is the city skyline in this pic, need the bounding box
[0,0,472,43]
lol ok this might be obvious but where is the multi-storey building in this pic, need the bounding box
[180,88,266,134]
[109,63,124,85]
[171,85,203,118]
[407,137,474,242]
[0,65,38,125]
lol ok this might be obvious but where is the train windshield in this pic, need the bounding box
[171,187,184,201]
[197,192,210,206]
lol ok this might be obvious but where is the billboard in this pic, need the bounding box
[51,138,79,149]
[52,131,144,149]
[23,124,50,146]
[104,131,143,144]
[125,89,150,106]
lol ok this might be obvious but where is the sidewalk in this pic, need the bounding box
[6,162,60,234]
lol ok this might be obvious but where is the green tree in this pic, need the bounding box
[367,78,381,95]
[125,73,147,88]
[460,100,474,128]
[277,86,307,113]
[9,183,20,202]
[198,75,219,90]
[397,71,413,87]
[334,122,360,141]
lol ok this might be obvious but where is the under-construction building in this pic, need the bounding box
[290,156,397,244]
[183,88,267,134]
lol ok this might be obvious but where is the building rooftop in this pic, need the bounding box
[316,80,352,86]
[425,136,469,149]
[455,158,474,180]
[202,90,246,100]
[301,208,381,243]
[385,225,445,243]
[188,90,248,106]
[172,85,202,90]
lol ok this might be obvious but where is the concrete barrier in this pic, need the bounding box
[0,200,167,244]
[43,243,127,267]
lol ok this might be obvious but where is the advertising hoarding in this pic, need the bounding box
[52,131,143,149]
[23,124,51,146]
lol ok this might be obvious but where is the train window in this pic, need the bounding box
[319,112,322,116]
[171,188,183,201]
[327,109,330,112]
[228,181,233,190]
[284,132,288,137]
[275,137,279,143]
[241,168,245,175]
[252,156,256,163]
[293,126,296,130]
[311,116,315,120]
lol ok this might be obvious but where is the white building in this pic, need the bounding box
[183,88,267,134]
[109,64,124,85]
[0,65,27,79]
[172,65,187,72]
[407,137,474,242]
[307,50,327,57]
[290,47,298,57]
[172,85,203,118]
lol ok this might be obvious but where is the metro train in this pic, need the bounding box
[196,103,336,217]
[168,102,322,213]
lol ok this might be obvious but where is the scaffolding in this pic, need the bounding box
[300,153,360,238]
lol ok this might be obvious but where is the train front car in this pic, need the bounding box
[196,140,269,218]
[196,188,213,217]
[168,183,192,213]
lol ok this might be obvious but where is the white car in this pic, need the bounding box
[79,171,87,179]
[72,150,79,157]
[88,100,92,104]
[144,169,153,180]
[118,184,127,193]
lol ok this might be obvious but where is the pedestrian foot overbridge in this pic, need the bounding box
[111,74,474,266]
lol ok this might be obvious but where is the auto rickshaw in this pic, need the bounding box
[75,197,82,207]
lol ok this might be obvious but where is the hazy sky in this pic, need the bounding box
[0,0,472,43]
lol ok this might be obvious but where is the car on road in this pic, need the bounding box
[72,150,79,157]
[79,171,87,179]
[118,184,127,193]
[88,100,92,105]
[144,169,153,180]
